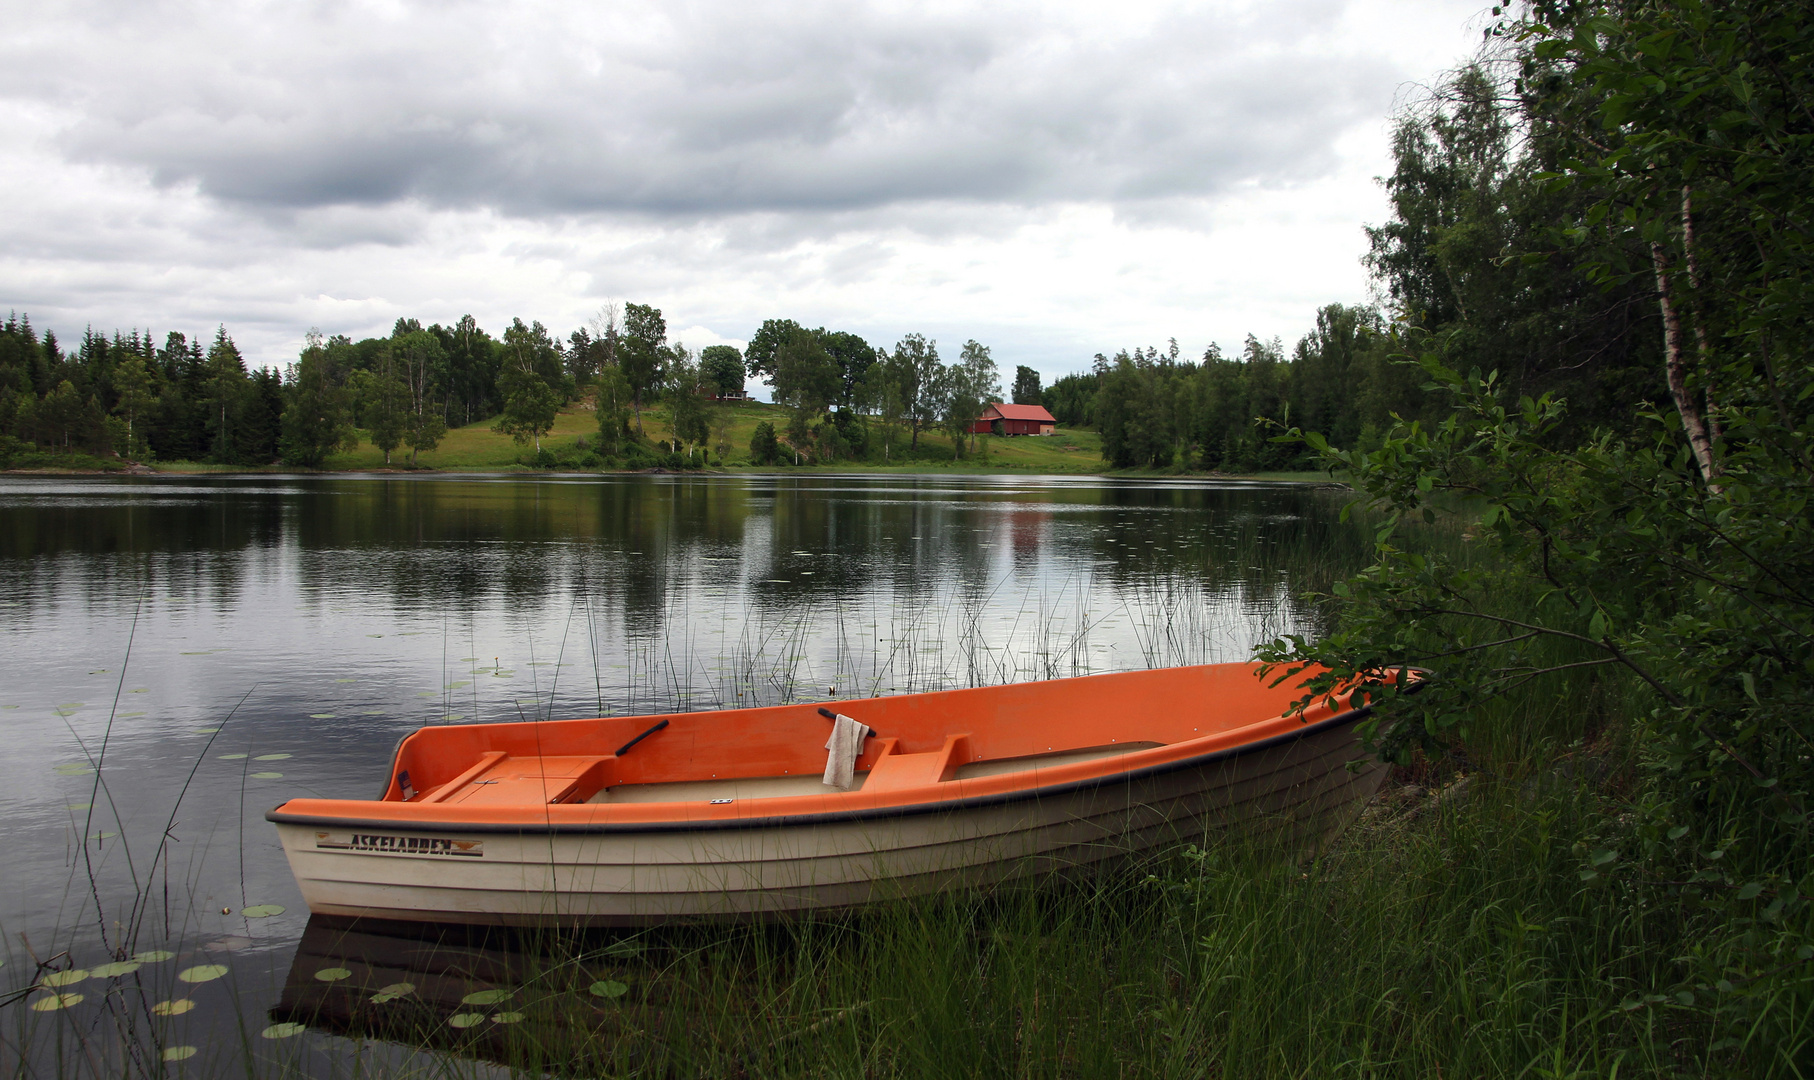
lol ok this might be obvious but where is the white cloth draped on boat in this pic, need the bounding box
[822,714,872,790]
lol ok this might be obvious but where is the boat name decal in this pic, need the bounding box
[314,831,484,857]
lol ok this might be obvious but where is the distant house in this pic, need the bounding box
[970,402,1056,436]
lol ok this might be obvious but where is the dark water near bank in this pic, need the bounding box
[0,472,1366,1073]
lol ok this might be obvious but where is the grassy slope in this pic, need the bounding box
[149,400,1326,479]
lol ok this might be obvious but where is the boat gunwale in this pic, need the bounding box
[266,700,1390,837]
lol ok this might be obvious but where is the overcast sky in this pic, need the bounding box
[1,0,1489,390]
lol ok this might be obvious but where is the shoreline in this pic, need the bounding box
[3,462,1338,483]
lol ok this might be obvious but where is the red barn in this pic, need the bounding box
[970,402,1056,436]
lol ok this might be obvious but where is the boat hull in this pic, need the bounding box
[271,705,1384,926]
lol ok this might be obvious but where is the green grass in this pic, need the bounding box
[136,401,1322,478]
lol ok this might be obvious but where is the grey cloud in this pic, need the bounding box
[10,0,1401,223]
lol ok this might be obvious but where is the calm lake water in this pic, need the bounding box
[0,472,1366,1073]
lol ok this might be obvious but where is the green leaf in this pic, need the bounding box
[178,964,229,983]
[589,979,629,998]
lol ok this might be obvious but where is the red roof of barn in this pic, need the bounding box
[984,403,1056,422]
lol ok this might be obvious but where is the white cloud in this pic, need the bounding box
[0,0,1491,380]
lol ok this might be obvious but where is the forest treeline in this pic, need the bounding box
[0,304,1033,469]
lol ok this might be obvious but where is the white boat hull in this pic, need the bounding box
[272,711,1384,926]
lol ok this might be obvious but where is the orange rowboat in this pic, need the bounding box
[267,662,1412,926]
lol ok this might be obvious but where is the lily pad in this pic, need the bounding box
[67,802,91,811]
[31,992,83,1011]
[461,988,511,1005]
[191,728,219,734]
[130,688,150,693]
[254,753,291,760]
[162,1047,198,1061]
[447,1012,484,1028]
[260,1022,307,1039]
[133,950,175,963]
[53,763,94,776]
[370,981,415,1003]
[42,969,88,987]
[490,1011,524,1024]
[308,713,336,719]
[88,831,118,840]
[362,710,385,715]
[90,960,142,978]
[588,979,629,998]
[218,753,247,760]
[251,772,283,779]
[177,964,229,983]
[240,904,285,918]
[313,967,352,982]
[152,998,195,1015]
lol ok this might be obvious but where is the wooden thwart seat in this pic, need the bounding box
[860,734,971,792]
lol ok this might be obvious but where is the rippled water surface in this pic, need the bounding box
[0,471,1367,1072]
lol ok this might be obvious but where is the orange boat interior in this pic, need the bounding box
[353,664,1360,814]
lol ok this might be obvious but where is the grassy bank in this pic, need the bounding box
[127,401,1325,480]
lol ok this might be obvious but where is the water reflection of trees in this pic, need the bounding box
[1,475,1368,664]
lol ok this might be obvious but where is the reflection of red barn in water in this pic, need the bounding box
[1009,504,1051,563]
[970,403,1056,436]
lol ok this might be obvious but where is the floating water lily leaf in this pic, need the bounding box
[447,681,471,689]
[254,753,291,760]
[461,988,511,1005]
[416,691,438,697]
[308,713,336,719]
[191,728,219,734]
[42,969,88,987]
[492,672,514,678]
[588,980,629,998]
[162,1047,198,1061]
[130,688,149,693]
[313,967,352,982]
[90,961,142,978]
[67,802,91,811]
[447,1012,484,1028]
[31,992,83,1011]
[362,710,385,715]
[53,763,94,775]
[58,702,85,708]
[218,753,247,760]
[133,950,175,963]
[177,964,229,983]
[152,998,195,1015]
[88,831,118,840]
[370,981,415,1003]
[240,904,285,918]
[490,1011,524,1024]
[251,772,283,779]
[260,1022,307,1039]
[366,634,383,638]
